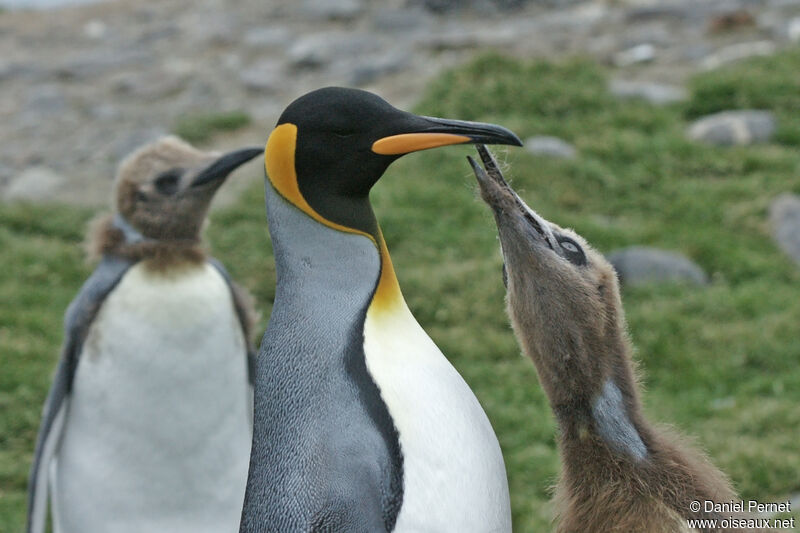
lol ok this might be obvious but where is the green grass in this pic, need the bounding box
[3,49,800,531]
[172,110,252,144]
[685,48,800,146]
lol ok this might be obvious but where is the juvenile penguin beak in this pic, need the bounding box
[468,144,558,251]
[372,116,522,156]
[191,147,264,188]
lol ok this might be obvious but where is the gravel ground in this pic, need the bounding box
[1,0,798,206]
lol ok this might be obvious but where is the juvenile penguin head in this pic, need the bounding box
[468,146,625,396]
[114,136,262,240]
[265,87,522,235]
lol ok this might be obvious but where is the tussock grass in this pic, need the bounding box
[2,50,799,531]
[173,110,252,144]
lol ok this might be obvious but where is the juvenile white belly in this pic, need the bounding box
[52,262,252,533]
[364,306,512,532]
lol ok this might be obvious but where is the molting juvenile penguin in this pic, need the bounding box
[241,87,521,532]
[468,146,768,533]
[27,136,263,533]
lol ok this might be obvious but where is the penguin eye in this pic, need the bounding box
[557,236,586,266]
[154,168,183,196]
[331,129,356,139]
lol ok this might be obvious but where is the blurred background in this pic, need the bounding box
[1,0,799,530]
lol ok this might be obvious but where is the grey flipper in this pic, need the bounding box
[26,254,134,533]
[208,257,256,385]
[239,186,403,532]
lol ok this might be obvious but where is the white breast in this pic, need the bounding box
[52,262,252,533]
[364,305,511,532]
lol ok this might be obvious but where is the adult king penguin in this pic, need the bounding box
[27,136,262,533]
[241,87,522,532]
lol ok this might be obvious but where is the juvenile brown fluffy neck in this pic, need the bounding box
[509,296,647,459]
[86,214,207,271]
[508,293,741,532]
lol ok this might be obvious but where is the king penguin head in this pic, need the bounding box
[264,87,522,238]
[115,136,262,241]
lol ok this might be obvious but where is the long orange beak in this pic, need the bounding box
[371,116,521,156]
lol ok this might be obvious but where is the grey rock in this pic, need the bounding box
[608,247,709,286]
[4,166,67,202]
[24,85,67,115]
[423,26,518,51]
[0,0,106,8]
[111,127,168,161]
[240,60,283,93]
[620,23,673,48]
[54,49,149,80]
[769,193,800,266]
[243,26,290,49]
[287,33,373,69]
[410,0,571,13]
[83,19,107,40]
[523,136,577,159]
[625,5,691,22]
[710,396,736,411]
[0,162,15,187]
[688,110,776,146]
[700,41,776,70]
[613,43,656,67]
[201,16,241,46]
[371,8,427,32]
[0,61,21,81]
[684,44,712,61]
[136,24,180,45]
[788,17,800,42]
[300,0,364,21]
[0,61,47,82]
[112,71,187,98]
[423,30,482,51]
[609,79,687,105]
[221,52,244,72]
[349,52,409,85]
[533,3,607,31]
[88,103,121,120]
[287,35,335,69]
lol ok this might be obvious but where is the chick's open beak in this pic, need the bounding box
[468,144,558,250]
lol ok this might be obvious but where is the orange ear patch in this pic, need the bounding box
[264,123,406,315]
[265,124,358,236]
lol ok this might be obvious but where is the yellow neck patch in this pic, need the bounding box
[264,123,405,316]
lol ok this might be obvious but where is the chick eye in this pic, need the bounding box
[561,240,578,253]
[154,168,183,196]
[557,236,586,266]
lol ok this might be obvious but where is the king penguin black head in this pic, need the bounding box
[115,136,262,241]
[266,87,522,235]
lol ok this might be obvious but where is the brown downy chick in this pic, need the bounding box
[88,136,262,271]
[468,145,769,533]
